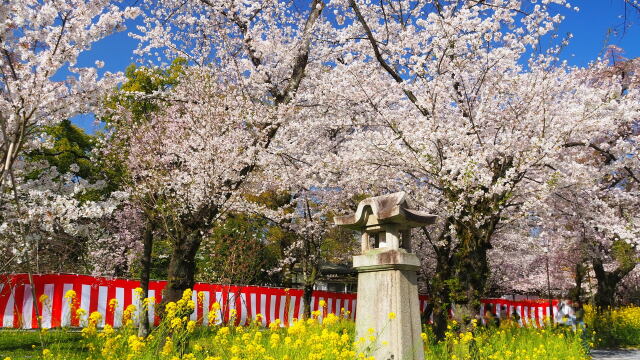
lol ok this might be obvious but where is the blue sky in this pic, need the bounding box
[70,1,640,133]
[556,1,640,65]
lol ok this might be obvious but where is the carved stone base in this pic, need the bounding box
[354,250,425,360]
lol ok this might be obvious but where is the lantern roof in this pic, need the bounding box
[334,192,436,231]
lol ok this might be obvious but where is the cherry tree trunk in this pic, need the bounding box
[593,259,620,309]
[161,233,202,312]
[432,302,450,341]
[464,243,491,316]
[303,284,314,319]
[302,265,318,319]
[431,250,455,341]
[570,262,588,304]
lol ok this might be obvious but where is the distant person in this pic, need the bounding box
[511,308,521,324]
[556,300,579,329]
[573,302,589,354]
[484,304,500,328]
[573,302,585,331]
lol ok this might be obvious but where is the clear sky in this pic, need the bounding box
[70,1,640,133]
[555,1,640,65]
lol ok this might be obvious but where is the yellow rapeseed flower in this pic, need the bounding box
[127,335,145,353]
[64,289,76,300]
[142,297,155,307]
[186,320,197,333]
[181,288,193,301]
[89,311,102,323]
[161,337,173,356]
[108,298,118,310]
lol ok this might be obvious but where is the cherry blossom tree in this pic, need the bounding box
[0,0,139,193]
[0,158,126,274]
[100,60,186,336]
[0,119,130,276]
[114,68,298,306]
[535,54,639,308]
[261,188,357,318]
[0,0,139,274]
[128,0,328,306]
[476,52,640,307]
[121,0,639,324]
[269,0,640,337]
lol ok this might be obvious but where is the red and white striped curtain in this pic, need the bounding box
[0,274,358,329]
[0,273,558,329]
[479,298,560,327]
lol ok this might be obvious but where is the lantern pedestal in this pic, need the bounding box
[354,249,424,360]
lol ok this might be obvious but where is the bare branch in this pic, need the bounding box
[348,0,431,117]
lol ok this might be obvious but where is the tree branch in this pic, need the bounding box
[348,0,430,117]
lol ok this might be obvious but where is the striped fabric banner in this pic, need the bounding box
[479,298,560,327]
[0,274,357,329]
[0,273,557,329]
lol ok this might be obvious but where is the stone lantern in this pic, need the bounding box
[335,192,436,360]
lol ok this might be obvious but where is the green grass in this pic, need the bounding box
[6,304,640,359]
[0,323,590,360]
[0,329,84,359]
